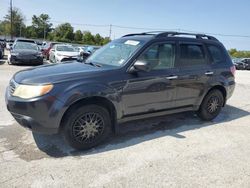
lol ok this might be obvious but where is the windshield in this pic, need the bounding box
[14,42,38,51]
[86,39,143,67]
[56,45,75,52]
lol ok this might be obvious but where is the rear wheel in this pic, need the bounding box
[62,104,112,150]
[197,89,224,121]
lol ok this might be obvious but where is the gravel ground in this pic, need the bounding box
[0,59,250,188]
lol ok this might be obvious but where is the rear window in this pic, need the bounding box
[207,45,224,64]
[179,44,206,66]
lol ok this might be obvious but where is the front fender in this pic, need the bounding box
[54,81,122,119]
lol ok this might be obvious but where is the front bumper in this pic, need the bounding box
[56,55,79,62]
[10,55,43,64]
[5,86,65,134]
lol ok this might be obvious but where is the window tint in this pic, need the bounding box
[138,43,175,70]
[207,45,224,64]
[179,44,206,66]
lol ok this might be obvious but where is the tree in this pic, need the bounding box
[74,30,82,42]
[94,33,103,45]
[228,49,250,58]
[2,7,25,37]
[82,31,95,45]
[102,37,111,45]
[29,14,53,39]
[53,23,74,42]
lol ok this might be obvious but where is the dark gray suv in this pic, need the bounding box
[5,32,235,150]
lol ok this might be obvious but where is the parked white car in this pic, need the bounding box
[49,44,79,63]
[6,42,13,50]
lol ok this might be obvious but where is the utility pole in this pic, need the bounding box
[10,0,13,39]
[19,25,21,37]
[109,24,112,39]
[43,25,46,41]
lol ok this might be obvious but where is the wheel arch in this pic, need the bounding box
[59,96,117,133]
[208,85,227,106]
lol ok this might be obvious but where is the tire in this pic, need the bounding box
[62,104,112,150]
[197,89,224,121]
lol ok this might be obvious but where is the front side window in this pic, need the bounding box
[179,44,206,66]
[207,45,224,64]
[137,43,176,70]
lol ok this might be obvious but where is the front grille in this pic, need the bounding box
[9,80,17,95]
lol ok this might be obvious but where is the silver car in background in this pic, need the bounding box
[49,44,79,63]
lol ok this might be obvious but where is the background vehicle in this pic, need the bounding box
[6,42,13,50]
[49,44,79,63]
[241,58,250,70]
[0,45,3,59]
[7,42,43,65]
[41,42,60,60]
[75,46,88,54]
[6,32,235,150]
[14,38,36,44]
[85,45,100,54]
[234,62,246,70]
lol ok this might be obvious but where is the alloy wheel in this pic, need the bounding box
[72,112,105,143]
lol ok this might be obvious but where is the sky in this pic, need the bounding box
[0,0,250,50]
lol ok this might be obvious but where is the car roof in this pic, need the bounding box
[15,38,36,43]
[121,31,221,45]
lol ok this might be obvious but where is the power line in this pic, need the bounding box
[24,18,250,39]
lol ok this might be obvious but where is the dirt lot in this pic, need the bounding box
[0,60,250,188]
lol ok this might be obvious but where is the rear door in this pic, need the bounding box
[175,42,213,107]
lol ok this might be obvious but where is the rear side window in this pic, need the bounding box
[179,44,206,66]
[207,45,224,64]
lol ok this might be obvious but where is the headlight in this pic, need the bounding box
[12,84,53,99]
[11,52,19,56]
[57,53,63,56]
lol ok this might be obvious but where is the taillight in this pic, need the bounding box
[230,65,236,76]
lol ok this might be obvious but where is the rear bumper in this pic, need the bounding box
[225,81,235,100]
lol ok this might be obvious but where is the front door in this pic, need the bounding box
[122,42,179,116]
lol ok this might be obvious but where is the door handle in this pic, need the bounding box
[205,71,214,76]
[166,75,178,80]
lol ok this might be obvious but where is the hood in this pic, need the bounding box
[14,61,108,85]
[56,51,79,56]
[12,49,39,55]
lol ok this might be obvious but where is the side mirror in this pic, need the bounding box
[50,49,55,52]
[129,60,157,73]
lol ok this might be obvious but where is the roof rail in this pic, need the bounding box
[155,32,218,41]
[122,31,218,41]
[122,32,154,37]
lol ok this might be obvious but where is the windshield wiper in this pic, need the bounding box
[84,61,102,67]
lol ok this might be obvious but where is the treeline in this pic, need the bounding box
[228,49,250,58]
[0,7,110,45]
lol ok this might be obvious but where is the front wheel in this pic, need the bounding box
[62,105,112,150]
[197,89,224,121]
